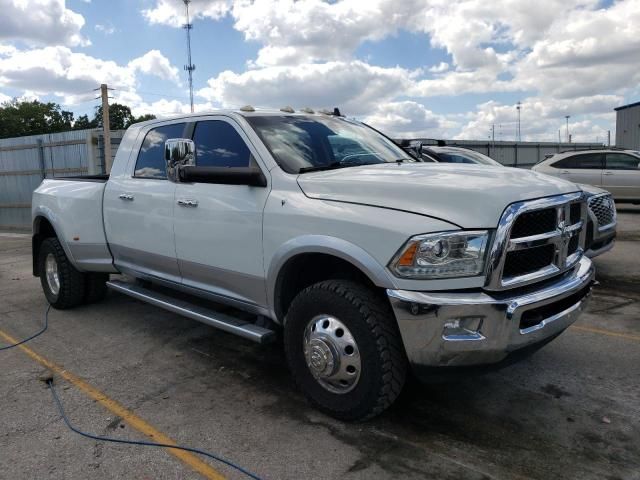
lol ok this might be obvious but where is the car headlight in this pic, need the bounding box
[389,231,490,279]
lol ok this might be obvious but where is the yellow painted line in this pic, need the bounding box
[0,328,226,480]
[571,325,640,342]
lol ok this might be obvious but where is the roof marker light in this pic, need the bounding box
[240,105,255,112]
[300,107,315,114]
[280,106,295,113]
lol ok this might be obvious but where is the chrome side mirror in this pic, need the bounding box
[409,140,423,157]
[165,138,195,182]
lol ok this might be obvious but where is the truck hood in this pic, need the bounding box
[297,163,581,228]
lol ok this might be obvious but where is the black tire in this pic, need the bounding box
[84,273,109,303]
[38,237,85,309]
[284,280,407,421]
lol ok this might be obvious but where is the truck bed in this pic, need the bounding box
[32,178,115,273]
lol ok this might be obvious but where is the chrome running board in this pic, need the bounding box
[106,280,276,344]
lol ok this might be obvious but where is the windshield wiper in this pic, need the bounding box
[298,162,345,173]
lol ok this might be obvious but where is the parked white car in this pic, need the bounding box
[532,149,640,203]
[32,109,594,420]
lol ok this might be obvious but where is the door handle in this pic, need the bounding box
[603,171,614,176]
[177,199,198,207]
[118,193,134,201]
[560,170,570,174]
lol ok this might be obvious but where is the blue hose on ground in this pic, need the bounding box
[47,379,264,480]
[1,303,264,479]
[0,304,50,351]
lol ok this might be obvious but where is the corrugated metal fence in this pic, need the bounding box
[0,129,123,231]
[423,140,605,168]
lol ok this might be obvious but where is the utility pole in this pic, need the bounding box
[516,101,521,142]
[99,84,112,173]
[491,123,495,157]
[183,0,195,113]
[565,115,570,143]
[607,130,611,147]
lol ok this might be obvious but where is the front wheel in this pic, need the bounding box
[38,237,85,309]
[284,280,407,421]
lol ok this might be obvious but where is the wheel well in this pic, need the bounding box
[32,217,57,277]
[274,253,383,322]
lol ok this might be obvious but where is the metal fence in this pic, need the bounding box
[0,129,123,231]
[418,140,605,168]
[0,128,606,232]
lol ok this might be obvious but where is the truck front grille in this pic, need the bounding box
[503,245,555,278]
[588,194,616,230]
[486,192,586,290]
[510,208,557,238]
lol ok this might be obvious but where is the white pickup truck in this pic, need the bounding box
[32,109,594,420]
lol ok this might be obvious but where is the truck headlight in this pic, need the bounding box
[390,231,489,279]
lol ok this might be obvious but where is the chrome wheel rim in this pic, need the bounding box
[45,253,60,296]
[303,315,361,394]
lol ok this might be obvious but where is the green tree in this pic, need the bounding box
[0,99,75,139]
[93,103,135,130]
[73,114,96,130]
[130,113,156,125]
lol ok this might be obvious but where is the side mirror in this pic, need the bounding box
[408,140,423,157]
[165,138,195,181]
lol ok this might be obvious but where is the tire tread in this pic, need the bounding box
[285,280,406,420]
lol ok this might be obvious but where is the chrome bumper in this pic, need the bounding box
[387,257,594,368]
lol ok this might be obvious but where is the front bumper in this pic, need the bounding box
[387,256,594,369]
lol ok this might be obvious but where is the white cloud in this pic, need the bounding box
[0,91,11,104]
[0,0,88,46]
[95,23,115,35]
[428,62,449,73]
[363,101,458,138]
[456,95,622,142]
[143,0,231,25]
[198,60,412,115]
[231,0,423,67]
[0,46,181,106]
[512,0,640,99]
[128,98,215,118]
[128,50,181,85]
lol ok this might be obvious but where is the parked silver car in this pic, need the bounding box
[532,149,640,203]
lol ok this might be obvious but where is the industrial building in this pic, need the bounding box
[615,101,640,150]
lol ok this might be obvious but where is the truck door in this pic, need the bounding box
[173,117,270,308]
[104,122,187,283]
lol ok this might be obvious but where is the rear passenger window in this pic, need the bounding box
[193,120,251,168]
[606,153,640,170]
[553,153,602,169]
[134,123,186,178]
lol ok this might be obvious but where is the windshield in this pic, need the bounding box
[245,115,414,173]
[434,148,502,166]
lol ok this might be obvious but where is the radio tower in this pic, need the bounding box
[183,0,195,113]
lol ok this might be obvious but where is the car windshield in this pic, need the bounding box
[434,148,502,166]
[245,115,414,173]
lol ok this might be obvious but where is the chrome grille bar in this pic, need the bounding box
[485,192,586,291]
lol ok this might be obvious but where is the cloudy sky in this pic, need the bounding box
[0,0,638,142]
